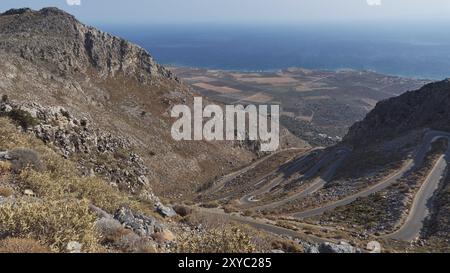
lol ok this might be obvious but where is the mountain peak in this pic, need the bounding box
[1,8,33,16]
[1,7,72,17]
[0,7,175,83]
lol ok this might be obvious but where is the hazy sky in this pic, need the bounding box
[1,0,450,24]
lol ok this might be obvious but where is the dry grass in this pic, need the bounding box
[0,186,13,197]
[19,169,129,214]
[0,237,50,253]
[0,118,156,216]
[173,204,192,217]
[0,117,161,252]
[177,225,256,253]
[8,148,44,173]
[271,239,303,253]
[95,218,156,253]
[0,161,11,174]
[0,199,99,252]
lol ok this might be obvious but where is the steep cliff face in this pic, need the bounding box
[344,79,450,147]
[0,7,259,199]
[0,7,174,82]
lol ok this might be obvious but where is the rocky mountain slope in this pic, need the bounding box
[0,7,268,199]
[0,7,315,254]
[344,79,450,148]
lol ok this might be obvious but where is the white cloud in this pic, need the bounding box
[366,0,382,6]
[66,0,81,6]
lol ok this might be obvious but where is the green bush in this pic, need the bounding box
[7,109,39,129]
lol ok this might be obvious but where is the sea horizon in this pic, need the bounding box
[99,22,450,80]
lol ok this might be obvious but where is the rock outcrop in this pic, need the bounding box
[305,241,362,253]
[114,206,164,237]
[0,7,175,83]
[345,79,450,148]
[0,7,256,199]
[0,99,152,193]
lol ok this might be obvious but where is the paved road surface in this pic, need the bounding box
[247,147,351,210]
[205,130,450,243]
[239,150,321,205]
[386,132,450,241]
[293,131,450,242]
[198,208,333,244]
[207,148,307,195]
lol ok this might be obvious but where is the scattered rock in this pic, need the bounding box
[114,206,163,237]
[317,241,362,253]
[66,241,83,253]
[23,189,35,197]
[156,202,177,218]
[0,100,150,194]
[304,244,320,253]
[0,151,10,160]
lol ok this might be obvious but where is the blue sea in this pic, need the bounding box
[100,23,450,80]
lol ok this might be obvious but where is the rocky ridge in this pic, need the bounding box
[345,79,450,148]
[0,7,257,199]
[0,97,154,194]
[0,7,175,83]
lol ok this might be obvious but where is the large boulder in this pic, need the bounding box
[156,202,177,218]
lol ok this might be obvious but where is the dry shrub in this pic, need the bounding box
[201,201,220,208]
[173,204,192,217]
[243,210,255,217]
[0,237,50,253]
[0,199,99,252]
[116,232,156,253]
[95,218,156,253]
[66,177,129,213]
[178,225,256,253]
[271,239,303,253]
[95,218,125,242]
[181,211,229,230]
[18,149,156,217]
[8,148,44,173]
[6,109,39,129]
[223,206,238,213]
[0,186,13,197]
[19,170,131,214]
[0,161,11,174]
[0,118,161,252]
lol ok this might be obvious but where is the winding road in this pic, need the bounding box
[206,147,308,195]
[203,130,450,242]
[197,207,334,244]
[240,147,351,210]
[386,132,450,241]
[239,149,322,204]
[293,131,450,241]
